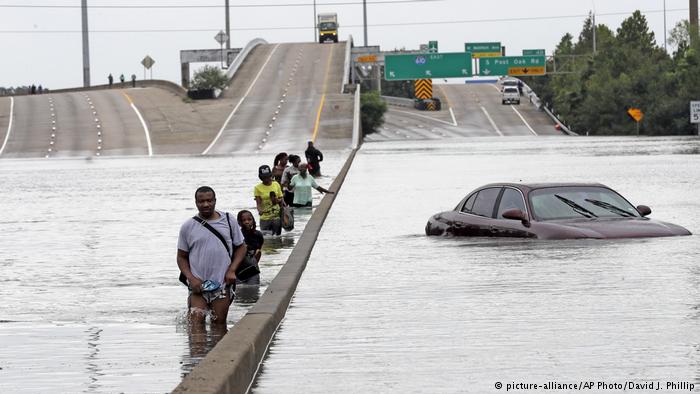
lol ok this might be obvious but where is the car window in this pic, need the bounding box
[529,186,640,220]
[497,188,527,218]
[504,87,518,93]
[460,193,477,213]
[471,187,501,217]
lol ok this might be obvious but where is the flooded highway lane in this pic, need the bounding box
[252,136,700,393]
[0,153,347,392]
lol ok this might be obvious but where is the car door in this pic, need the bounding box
[491,187,535,238]
[454,187,502,236]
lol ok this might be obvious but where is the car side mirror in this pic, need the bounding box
[636,205,651,217]
[502,208,530,227]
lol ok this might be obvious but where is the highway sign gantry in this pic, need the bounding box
[465,42,501,58]
[478,55,546,76]
[384,52,472,80]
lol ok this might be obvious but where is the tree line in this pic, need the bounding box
[523,11,700,135]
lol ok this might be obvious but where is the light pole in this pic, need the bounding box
[664,0,667,52]
[363,0,368,46]
[313,0,317,42]
[691,0,698,42]
[225,0,231,49]
[81,0,90,87]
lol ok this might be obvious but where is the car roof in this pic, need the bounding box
[478,182,609,192]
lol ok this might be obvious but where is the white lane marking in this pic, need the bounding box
[202,43,280,155]
[510,105,538,136]
[449,107,457,126]
[480,106,503,136]
[130,103,153,156]
[392,109,456,127]
[0,97,14,156]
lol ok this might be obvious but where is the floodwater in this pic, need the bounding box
[252,136,700,393]
[0,152,346,393]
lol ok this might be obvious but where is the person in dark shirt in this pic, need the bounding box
[305,141,324,177]
[236,210,263,285]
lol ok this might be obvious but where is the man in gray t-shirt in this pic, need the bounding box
[177,186,246,328]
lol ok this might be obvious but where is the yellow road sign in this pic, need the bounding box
[507,66,545,76]
[472,52,501,58]
[627,108,644,122]
[414,79,433,100]
[357,55,377,63]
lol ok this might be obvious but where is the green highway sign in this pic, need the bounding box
[478,55,546,76]
[523,49,545,56]
[465,42,501,58]
[385,52,472,80]
[428,40,438,53]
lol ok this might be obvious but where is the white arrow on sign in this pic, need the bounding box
[425,70,432,76]
[461,69,469,75]
[482,69,492,75]
[389,71,396,77]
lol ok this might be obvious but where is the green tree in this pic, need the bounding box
[191,65,228,90]
[360,90,387,135]
[531,10,698,135]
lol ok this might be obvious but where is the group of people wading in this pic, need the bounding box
[177,141,333,331]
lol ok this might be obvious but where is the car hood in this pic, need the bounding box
[547,217,691,238]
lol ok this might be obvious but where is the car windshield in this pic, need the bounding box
[529,186,640,221]
[504,87,518,93]
[319,22,336,30]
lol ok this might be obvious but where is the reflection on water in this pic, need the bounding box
[0,152,347,393]
[252,136,700,393]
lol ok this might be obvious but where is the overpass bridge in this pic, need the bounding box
[0,38,564,160]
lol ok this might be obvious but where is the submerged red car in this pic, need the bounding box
[425,183,691,239]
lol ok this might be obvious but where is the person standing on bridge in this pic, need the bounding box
[119,74,125,85]
[177,186,247,329]
[305,141,324,177]
[254,165,284,236]
[131,74,137,88]
[108,74,113,88]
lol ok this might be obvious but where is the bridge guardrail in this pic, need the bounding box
[380,95,414,108]
[342,35,353,94]
[518,79,578,136]
[352,85,361,149]
[225,38,268,81]
[41,79,188,97]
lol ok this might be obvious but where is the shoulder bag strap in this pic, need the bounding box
[225,213,235,247]
[192,215,230,257]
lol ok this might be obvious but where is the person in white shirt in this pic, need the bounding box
[288,163,334,207]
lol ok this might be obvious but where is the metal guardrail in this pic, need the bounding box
[380,95,414,108]
[225,38,268,81]
[518,79,578,136]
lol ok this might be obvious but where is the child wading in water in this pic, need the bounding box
[236,210,264,285]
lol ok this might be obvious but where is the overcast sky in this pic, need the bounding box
[0,0,693,89]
